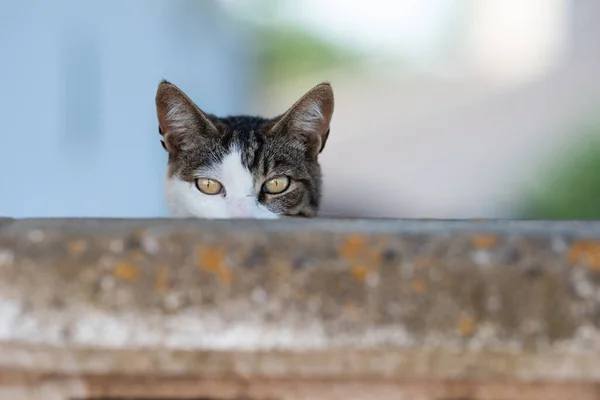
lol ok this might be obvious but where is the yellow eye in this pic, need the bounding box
[195,178,223,195]
[263,176,290,194]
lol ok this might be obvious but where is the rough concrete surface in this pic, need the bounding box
[1,218,600,399]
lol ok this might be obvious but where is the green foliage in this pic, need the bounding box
[520,124,600,219]
[255,26,362,84]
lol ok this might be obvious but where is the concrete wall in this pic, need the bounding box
[1,218,600,399]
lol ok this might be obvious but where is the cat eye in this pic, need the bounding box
[263,176,291,194]
[195,178,223,195]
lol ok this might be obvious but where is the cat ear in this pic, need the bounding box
[270,83,334,159]
[155,80,218,154]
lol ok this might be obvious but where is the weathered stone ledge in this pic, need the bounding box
[1,218,600,398]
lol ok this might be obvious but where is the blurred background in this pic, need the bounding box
[1,0,600,219]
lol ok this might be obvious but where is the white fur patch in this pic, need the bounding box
[164,149,278,219]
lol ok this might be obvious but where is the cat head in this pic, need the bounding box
[155,80,334,219]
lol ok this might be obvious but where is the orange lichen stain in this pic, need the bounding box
[339,235,366,259]
[197,247,224,273]
[113,262,139,281]
[196,247,233,284]
[568,240,600,270]
[341,235,384,281]
[67,239,87,255]
[218,267,233,285]
[155,267,169,293]
[350,265,371,282]
[458,314,476,336]
[471,235,497,249]
[411,278,428,293]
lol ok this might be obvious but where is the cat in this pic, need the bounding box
[155,80,334,219]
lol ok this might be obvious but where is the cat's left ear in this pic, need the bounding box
[270,82,334,159]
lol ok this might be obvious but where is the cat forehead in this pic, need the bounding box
[207,149,255,196]
[168,117,309,181]
[216,115,276,132]
[214,126,304,168]
[194,142,299,183]
[220,149,248,175]
[211,117,274,156]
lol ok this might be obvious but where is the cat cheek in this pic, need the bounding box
[258,196,285,215]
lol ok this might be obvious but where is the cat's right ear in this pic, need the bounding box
[155,80,218,154]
